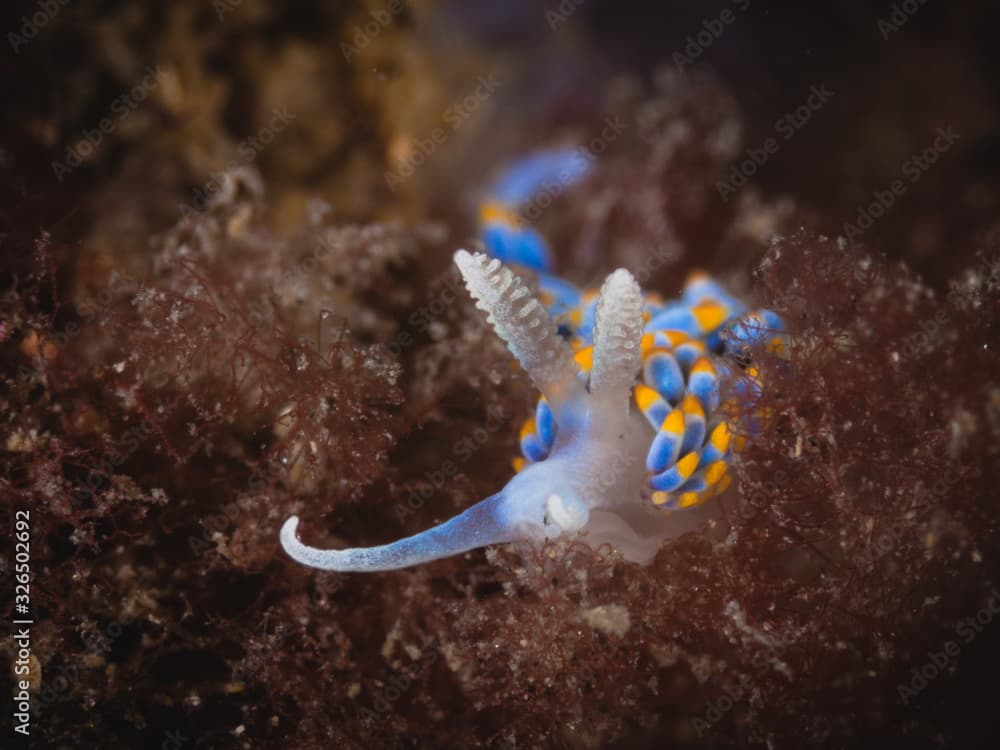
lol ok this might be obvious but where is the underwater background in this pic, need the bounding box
[1,0,999,747]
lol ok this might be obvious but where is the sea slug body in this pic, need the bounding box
[281,149,784,571]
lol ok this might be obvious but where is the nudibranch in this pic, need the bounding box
[281,149,783,571]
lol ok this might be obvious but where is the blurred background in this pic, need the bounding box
[3,0,999,279]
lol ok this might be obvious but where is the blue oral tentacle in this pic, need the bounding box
[281,492,514,572]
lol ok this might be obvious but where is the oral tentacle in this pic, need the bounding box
[280,492,514,572]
